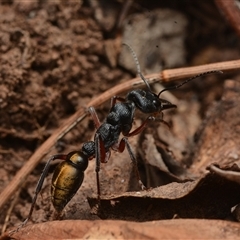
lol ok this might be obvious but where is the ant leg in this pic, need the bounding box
[110,96,125,108]
[94,133,111,200]
[12,154,68,232]
[95,133,102,199]
[88,106,101,129]
[126,112,170,138]
[126,116,155,138]
[118,137,146,190]
[155,112,171,129]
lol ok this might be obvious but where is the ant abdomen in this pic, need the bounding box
[51,151,88,212]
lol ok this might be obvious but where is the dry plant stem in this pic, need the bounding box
[208,165,240,184]
[116,0,133,30]
[1,188,21,234]
[0,59,240,212]
[215,0,240,38]
[161,59,240,81]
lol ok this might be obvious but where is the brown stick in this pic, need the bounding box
[0,59,239,211]
[215,0,240,38]
[161,59,240,81]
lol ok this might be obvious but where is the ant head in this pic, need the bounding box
[124,43,223,113]
[124,43,176,113]
[127,89,176,114]
[158,70,223,98]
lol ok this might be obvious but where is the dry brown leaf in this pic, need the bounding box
[6,219,240,240]
[191,80,240,175]
[208,163,240,184]
[139,133,185,187]
[88,169,240,221]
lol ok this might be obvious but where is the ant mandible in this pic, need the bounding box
[20,43,222,226]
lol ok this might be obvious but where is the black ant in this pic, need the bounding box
[18,43,222,228]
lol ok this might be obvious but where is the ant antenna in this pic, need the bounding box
[123,43,152,91]
[158,70,223,97]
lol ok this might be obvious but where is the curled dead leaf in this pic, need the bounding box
[191,80,240,175]
[88,170,240,221]
[208,164,240,184]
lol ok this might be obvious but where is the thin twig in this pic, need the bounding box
[215,0,240,38]
[2,186,22,234]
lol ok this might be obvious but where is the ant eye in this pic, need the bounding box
[152,100,157,105]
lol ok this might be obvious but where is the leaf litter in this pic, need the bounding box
[88,80,240,223]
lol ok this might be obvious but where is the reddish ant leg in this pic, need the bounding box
[94,132,111,199]
[110,96,125,108]
[88,106,112,199]
[118,137,146,190]
[13,154,68,231]
[88,106,101,129]
[125,116,155,137]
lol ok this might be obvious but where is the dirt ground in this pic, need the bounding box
[1,0,240,239]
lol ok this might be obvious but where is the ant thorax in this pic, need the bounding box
[107,101,135,135]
